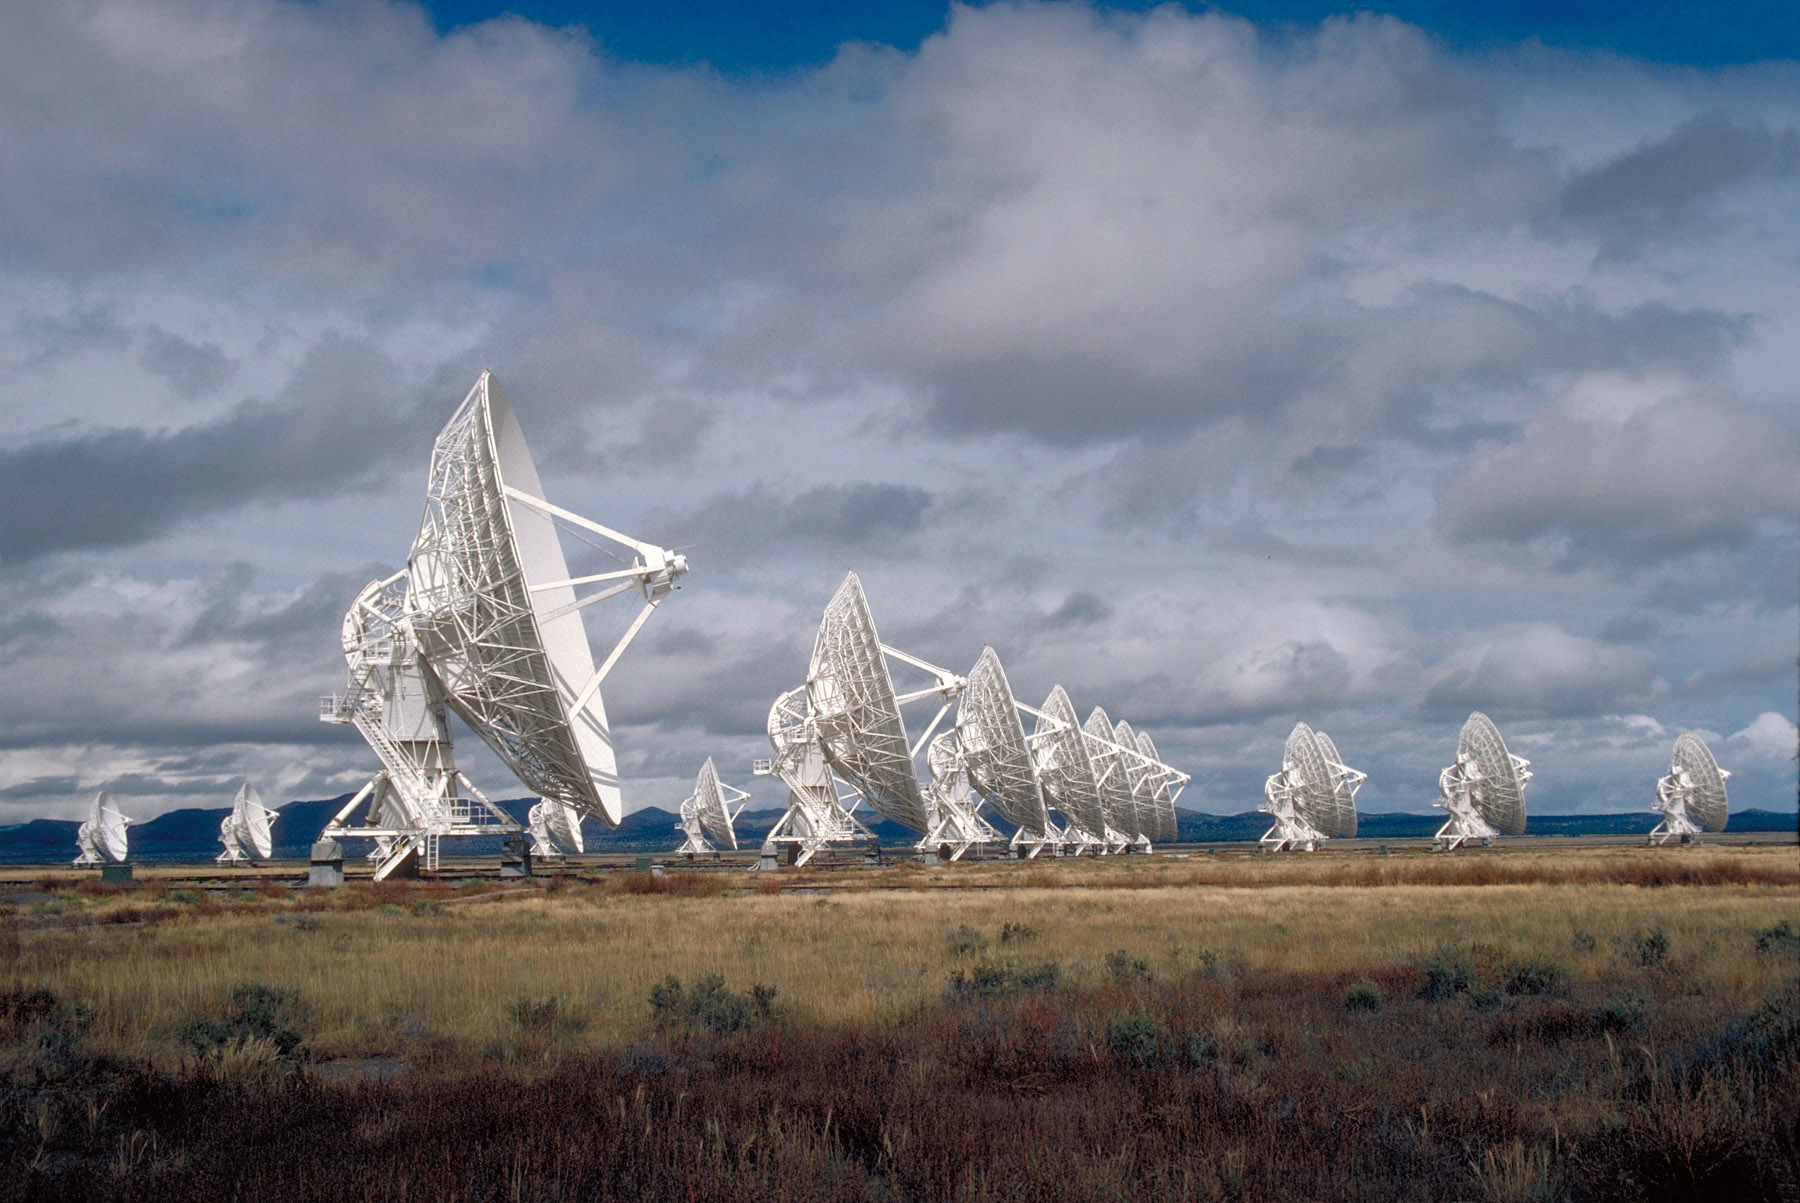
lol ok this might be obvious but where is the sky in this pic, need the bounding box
[1,0,1796,826]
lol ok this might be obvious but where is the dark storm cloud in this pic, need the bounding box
[141,327,233,396]
[16,302,129,362]
[662,481,934,565]
[0,338,426,562]
[1561,110,1800,258]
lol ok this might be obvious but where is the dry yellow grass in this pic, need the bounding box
[4,844,1794,1065]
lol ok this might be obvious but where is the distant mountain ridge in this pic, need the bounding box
[1,800,1792,863]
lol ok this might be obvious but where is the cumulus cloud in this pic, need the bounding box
[1436,372,1800,566]
[1561,110,1800,259]
[0,1,1795,820]
[1729,711,1798,763]
[0,337,426,561]
[1421,623,1662,718]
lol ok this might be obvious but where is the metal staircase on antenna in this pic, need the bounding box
[1649,732,1729,845]
[1433,712,1529,851]
[317,372,688,880]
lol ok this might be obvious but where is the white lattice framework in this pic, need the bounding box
[1434,712,1530,851]
[217,782,278,865]
[1262,724,1363,852]
[956,648,1062,858]
[678,758,750,856]
[527,800,585,860]
[1649,732,1729,845]
[320,374,686,880]
[74,791,130,866]
[756,685,876,866]
[1033,686,1109,854]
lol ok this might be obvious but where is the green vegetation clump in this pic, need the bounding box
[1752,920,1799,955]
[1418,948,1473,1000]
[1103,949,1153,985]
[1628,927,1670,968]
[648,974,777,1036]
[1504,957,1570,997]
[945,960,1060,1002]
[179,983,309,1063]
[1105,1012,1168,1066]
[1344,979,1383,1012]
[945,925,988,956]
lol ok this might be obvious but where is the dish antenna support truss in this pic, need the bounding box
[74,791,132,866]
[218,782,279,865]
[678,758,750,856]
[1434,712,1530,851]
[528,800,585,861]
[755,684,878,867]
[1650,732,1729,845]
[319,372,687,880]
[1261,723,1364,852]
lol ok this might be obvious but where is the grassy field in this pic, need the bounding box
[3,843,1797,1200]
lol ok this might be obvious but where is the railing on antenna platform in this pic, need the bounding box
[752,758,776,776]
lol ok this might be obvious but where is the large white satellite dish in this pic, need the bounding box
[1261,723,1332,852]
[677,758,750,856]
[1650,732,1730,844]
[217,782,279,865]
[955,647,1060,858]
[319,372,688,880]
[1032,686,1108,854]
[1311,730,1364,840]
[757,684,878,867]
[1083,709,1140,853]
[1433,711,1530,850]
[73,791,131,866]
[527,800,585,861]
[763,574,995,864]
[1135,731,1182,843]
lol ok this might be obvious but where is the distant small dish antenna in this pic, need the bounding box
[677,758,749,856]
[1261,724,1363,851]
[1650,732,1729,845]
[217,782,279,865]
[74,791,131,866]
[1032,686,1107,854]
[528,800,586,861]
[1433,711,1529,850]
[317,372,688,879]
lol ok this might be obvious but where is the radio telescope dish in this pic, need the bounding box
[73,792,131,866]
[1134,731,1180,843]
[1111,720,1151,848]
[528,800,585,860]
[1650,732,1730,844]
[758,684,876,867]
[1083,709,1140,852]
[678,758,750,856]
[1311,730,1363,839]
[955,648,1053,842]
[1033,686,1107,852]
[920,727,1005,861]
[1434,711,1530,850]
[807,574,936,835]
[1261,723,1333,851]
[319,372,689,880]
[217,782,279,865]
